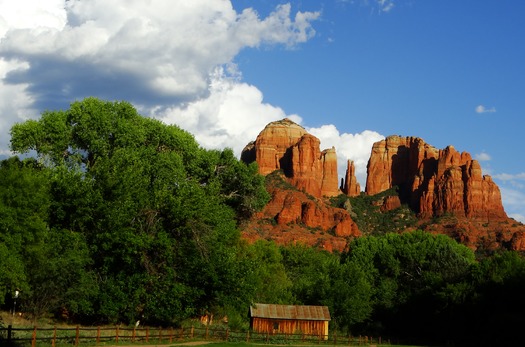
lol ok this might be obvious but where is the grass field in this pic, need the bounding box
[1,312,427,347]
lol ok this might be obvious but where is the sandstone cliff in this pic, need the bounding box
[241,118,342,198]
[365,135,507,222]
[241,172,360,252]
[240,119,361,251]
[241,121,524,253]
[341,160,361,197]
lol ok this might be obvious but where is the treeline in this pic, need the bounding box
[1,98,524,346]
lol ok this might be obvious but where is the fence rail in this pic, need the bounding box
[0,324,388,346]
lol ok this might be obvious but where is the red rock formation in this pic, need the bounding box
[340,160,361,196]
[240,119,363,251]
[365,135,507,222]
[341,160,361,197]
[381,195,402,212]
[241,118,340,198]
[320,147,340,197]
[241,173,361,252]
[241,118,308,176]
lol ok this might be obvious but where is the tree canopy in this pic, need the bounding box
[6,98,270,324]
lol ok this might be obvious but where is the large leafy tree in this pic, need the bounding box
[342,231,476,342]
[281,244,373,333]
[9,97,269,324]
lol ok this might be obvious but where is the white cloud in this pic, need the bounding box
[498,187,525,224]
[377,0,395,12]
[308,124,384,188]
[154,66,302,156]
[475,105,496,114]
[0,0,320,155]
[493,172,525,181]
[500,187,525,207]
[474,152,491,161]
[493,172,525,189]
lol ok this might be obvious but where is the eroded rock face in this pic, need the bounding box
[241,176,361,252]
[241,118,340,198]
[240,118,307,176]
[240,119,362,251]
[341,160,361,197]
[365,135,507,222]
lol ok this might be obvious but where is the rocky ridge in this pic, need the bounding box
[241,120,525,252]
[365,135,507,221]
[241,118,353,198]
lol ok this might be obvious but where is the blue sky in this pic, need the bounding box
[0,0,524,221]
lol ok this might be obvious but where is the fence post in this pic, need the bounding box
[97,326,101,345]
[7,325,12,342]
[132,326,136,342]
[115,326,120,344]
[205,325,209,340]
[191,326,194,338]
[180,326,184,339]
[169,327,173,343]
[32,326,37,347]
[159,327,162,342]
[226,328,229,341]
[146,326,150,342]
[246,330,250,342]
[52,326,57,347]
[75,325,80,346]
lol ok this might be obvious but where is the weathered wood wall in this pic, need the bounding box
[251,318,328,337]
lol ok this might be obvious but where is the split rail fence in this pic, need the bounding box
[1,324,389,346]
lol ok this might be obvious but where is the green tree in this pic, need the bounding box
[245,241,293,305]
[342,231,476,341]
[9,98,269,324]
[0,157,50,305]
[280,244,373,333]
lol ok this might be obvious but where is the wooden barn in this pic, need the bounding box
[249,303,330,338]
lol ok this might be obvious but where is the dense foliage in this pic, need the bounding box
[3,98,270,324]
[330,188,418,235]
[1,98,525,346]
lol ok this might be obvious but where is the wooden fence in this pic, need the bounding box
[0,324,389,346]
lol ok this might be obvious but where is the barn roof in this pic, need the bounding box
[250,303,331,321]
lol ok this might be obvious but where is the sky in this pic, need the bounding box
[0,0,524,222]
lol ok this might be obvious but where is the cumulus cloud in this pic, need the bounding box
[308,124,384,187]
[0,0,320,154]
[475,105,496,114]
[474,152,491,161]
[155,65,302,156]
[0,1,319,108]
